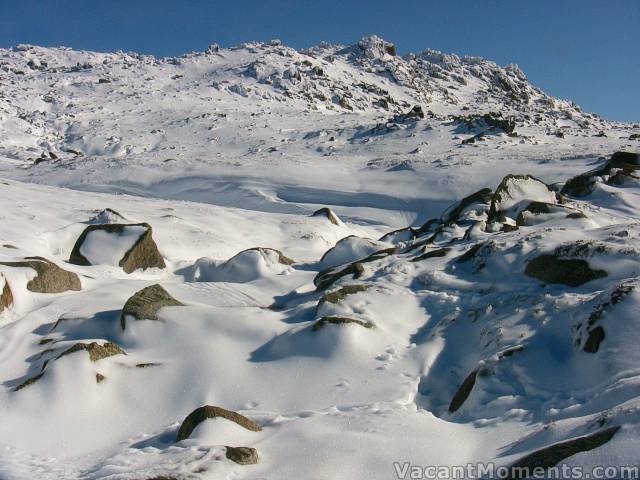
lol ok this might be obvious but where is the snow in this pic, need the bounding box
[0,37,639,479]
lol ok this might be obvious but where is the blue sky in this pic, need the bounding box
[1,0,638,122]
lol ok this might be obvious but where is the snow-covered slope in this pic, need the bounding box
[0,37,639,479]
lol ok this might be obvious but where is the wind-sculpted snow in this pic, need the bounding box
[0,37,640,479]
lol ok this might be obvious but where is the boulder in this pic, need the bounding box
[225,446,259,465]
[488,175,557,223]
[69,223,165,273]
[0,257,81,293]
[525,254,607,287]
[0,274,13,312]
[120,284,184,329]
[311,207,341,226]
[506,427,620,479]
[176,405,262,442]
[312,316,374,331]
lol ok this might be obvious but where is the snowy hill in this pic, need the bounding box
[0,37,640,479]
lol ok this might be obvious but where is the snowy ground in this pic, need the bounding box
[1,38,639,479]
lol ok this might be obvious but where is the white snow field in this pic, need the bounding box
[1,36,640,479]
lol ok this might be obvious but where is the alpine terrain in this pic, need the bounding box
[0,36,639,479]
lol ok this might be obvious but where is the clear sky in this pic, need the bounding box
[1,0,638,122]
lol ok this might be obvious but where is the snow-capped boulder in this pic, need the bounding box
[0,274,13,311]
[488,174,557,223]
[176,405,262,442]
[311,207,341,226]
[441,187,493,225]
[69,223,165,273]
[0,256,81,293]
[319,235,389,269]
[187,248,294,283]
[120,284,184,329]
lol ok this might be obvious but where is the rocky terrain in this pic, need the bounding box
[0,36,639,479]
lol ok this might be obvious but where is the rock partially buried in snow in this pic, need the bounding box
[312,316,374,331]
[69,223,165,273]
[311,207,341,226]
[506,427,620,479]
[448,369,478,413]
[314,262,365,291]
[318,284,371,308]
[225,446,259,465]
[15,341,125,391]
[525,254,607,287]
[319,235,389,270]
[58,341,126,362]
[176,405,262,442]
[0,256,81,293]
[488,174,557,223]
[0,274,13,312]
[188,248,294,283]
[562,151,640,197]
[441,188,493,225]
[120,284,184,330]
